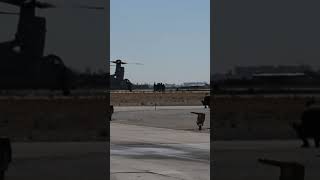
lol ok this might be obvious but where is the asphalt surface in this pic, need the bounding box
[3,106,210,180]
[110,122,210,180]
[110,106,210,180]
[7,106,320,180]
[111,142,210,180]
[112,106,210,132]
[112,106,320,180]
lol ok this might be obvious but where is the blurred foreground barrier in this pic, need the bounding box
[109,105,114,121]
[258,158,304,180]
[0,138,11,180]
[201,95,210,108]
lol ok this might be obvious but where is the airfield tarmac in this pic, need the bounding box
[5,105,320,180]
[3,106,210,180]
[111,106,320,180]
[112,106,210,132]
[111,106,210,180]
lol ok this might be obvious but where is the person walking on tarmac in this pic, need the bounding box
[191,112,205,130]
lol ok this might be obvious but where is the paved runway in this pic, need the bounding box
[110,121,210,180]
[112,106,210,132]
[111,106,320,180]
[111,106,210,179]
[0,106,210,180]
[8,105,320,180]
[111,142,210,180]
[111,143,209,163]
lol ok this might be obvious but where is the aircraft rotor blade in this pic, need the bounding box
[76,5,104,10]
[111,60,127,64]
[127,62,143,65]
[52,3,104,10]
[0,0,24,6]
[0,0,55,8]
[0,0,102,10]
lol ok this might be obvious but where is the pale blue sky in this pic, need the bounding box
[111,0,210,84]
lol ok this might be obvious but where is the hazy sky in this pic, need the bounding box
[111,0,210,84]
[3,1,320,83]
[0,0,209,84]
[0,0,107,73]
[213,0,320,74]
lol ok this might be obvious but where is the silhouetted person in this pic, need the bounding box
[161,83,165,92]
[109,105,114,121]
[191,112,205,130]
[59,64,71,96]
[0,138,11,180]
[292,102,320,148]
[202,96,210,108]
[154,83,163,92]
[127,83,132,92]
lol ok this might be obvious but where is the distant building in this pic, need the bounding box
[182,82,208,87]
[162,84,177,88]
[233,65,312,79]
